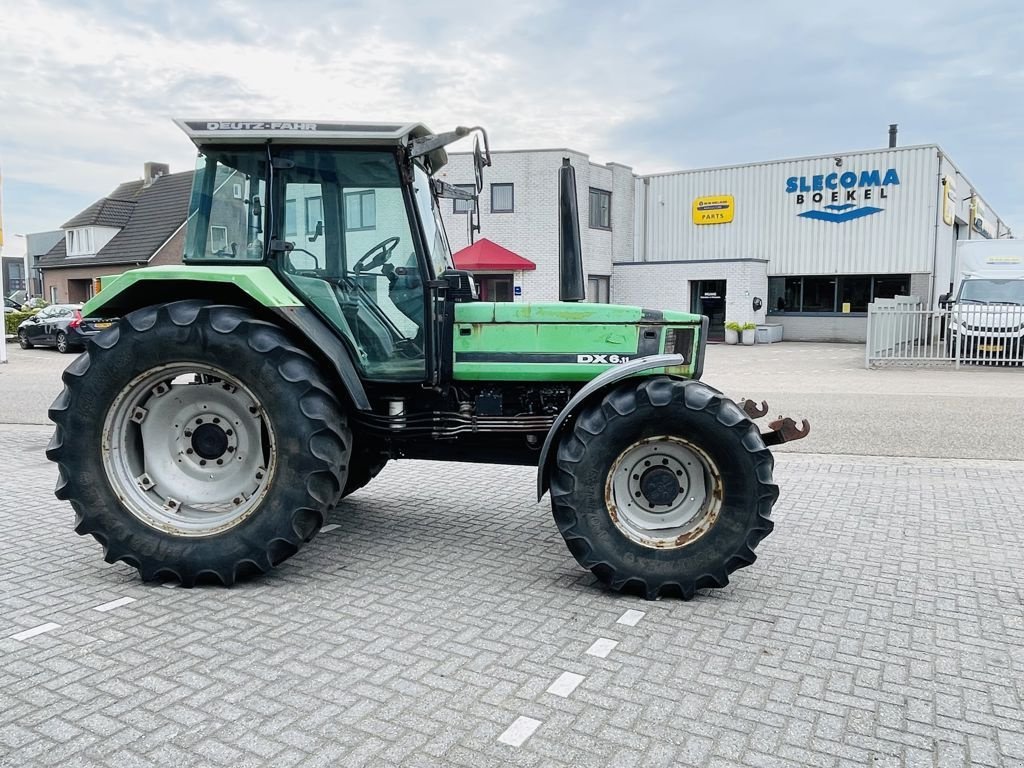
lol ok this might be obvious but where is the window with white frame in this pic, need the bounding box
[452,184,477,214]
[588,189,611,229]
[305,196,324,234]
[209,226,229,255]
[66,227,95,256]
[587,275,610,303]
[345,190,376,231]
[50,285,58,303]
[490,183,514,213]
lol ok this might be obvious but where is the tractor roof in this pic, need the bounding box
[173,119,447,170]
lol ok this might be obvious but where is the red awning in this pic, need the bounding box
[452,238,537,272]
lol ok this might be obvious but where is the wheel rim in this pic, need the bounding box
[605,435,722,549]
[101,363,276,537]
[56,333,67,352]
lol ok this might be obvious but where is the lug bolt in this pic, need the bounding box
[227,446,235,453]
[196,417,203,424]
[186,448,193,455]
[200,459,207,466]
[216,459,223,465]
[184,429,192,437]
[255,472,264,480]
[226,429,233,436]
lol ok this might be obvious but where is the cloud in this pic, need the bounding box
[1,0,1023,245]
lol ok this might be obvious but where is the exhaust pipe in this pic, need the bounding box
[558,158,586,302]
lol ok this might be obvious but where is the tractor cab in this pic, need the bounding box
[176,119,485,382]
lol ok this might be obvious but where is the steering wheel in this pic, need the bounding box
[353,237,400,274]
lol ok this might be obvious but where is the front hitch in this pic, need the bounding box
[739,399,811,447]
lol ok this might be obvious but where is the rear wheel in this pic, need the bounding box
[551,377,777,599]
[47,301,350,586]
[341,450,388,497]
[18,330,32,349]
[55,331,70,353]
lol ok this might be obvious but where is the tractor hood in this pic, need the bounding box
[454,302,699,325]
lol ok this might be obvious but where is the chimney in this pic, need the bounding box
[143,162,170,187]
[888,124,898,148]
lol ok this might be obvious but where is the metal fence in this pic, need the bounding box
[866,297,1024,368]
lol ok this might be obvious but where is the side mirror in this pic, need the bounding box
[308,220,323,243]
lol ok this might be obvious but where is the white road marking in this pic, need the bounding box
[616,609,645,627]
[546,672,585,698]
[585,638,618,658]
[10,623,60,641]
[93,597,136,612]
[321,524,340,533]
[498,716,541,746]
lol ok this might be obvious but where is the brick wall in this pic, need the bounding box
[610,259,769,325]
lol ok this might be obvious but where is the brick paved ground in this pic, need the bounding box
[2,415,1023,767]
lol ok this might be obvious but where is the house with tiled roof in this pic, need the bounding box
[38,163,193,304]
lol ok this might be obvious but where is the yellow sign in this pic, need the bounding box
[942,175,956,226]
[692,195,734,225]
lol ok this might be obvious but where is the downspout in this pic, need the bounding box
[641,176,650,262]
[929,148,943,308]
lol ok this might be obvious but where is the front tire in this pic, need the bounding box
[341,451,388,497]
[551,377,778,599]
[47,301,351,586]
[18,330,33,349]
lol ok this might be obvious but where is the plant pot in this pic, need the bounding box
[724,328,739,345]
[741,329,756,345]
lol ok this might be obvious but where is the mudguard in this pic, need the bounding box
[536,353,686,500]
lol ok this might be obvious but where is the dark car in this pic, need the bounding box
[17,304,116,353]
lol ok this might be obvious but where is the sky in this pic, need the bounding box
[2,0,1023,258]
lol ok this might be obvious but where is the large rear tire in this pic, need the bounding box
[341,451,388,498]
[47,301,350,586]
[550,377,777,600]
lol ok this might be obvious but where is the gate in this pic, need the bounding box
[866,297,1024,368]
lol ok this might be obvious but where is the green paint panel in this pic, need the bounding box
[452,301,701,381]
[454,302,699,325]
[83,265,301,316]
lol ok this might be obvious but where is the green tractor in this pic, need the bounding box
[47,119,808,598]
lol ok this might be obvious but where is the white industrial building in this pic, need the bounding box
[439,139,1010,342]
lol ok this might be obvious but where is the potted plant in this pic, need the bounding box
[741,322,757,345]
[724,321,741,345]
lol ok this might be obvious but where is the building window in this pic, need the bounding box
[66,228,95,256]
[345,190,376,231]
[491,183,514,213]
[587,276,610,303]
[284,199,297,237]
[589,189,611,229]
[209,226,229,255]
[305,196,324,234]
[768,274,911,313]
[50,285,58,303]
[452,184,477,214]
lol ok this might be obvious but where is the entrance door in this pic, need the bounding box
[68,278,93,303]
[691,280,727,342]
[478,274,514,302]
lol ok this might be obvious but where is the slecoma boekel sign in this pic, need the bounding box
[786,168,900,223]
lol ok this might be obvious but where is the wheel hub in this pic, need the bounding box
[190,421,230,460]
[101,364,275,537]
[606,435,720,549]
[638,466,682,507]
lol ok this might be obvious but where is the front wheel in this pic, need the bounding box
[18,330,33,349]
[47,301,351,586]
[551,377,778,600]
